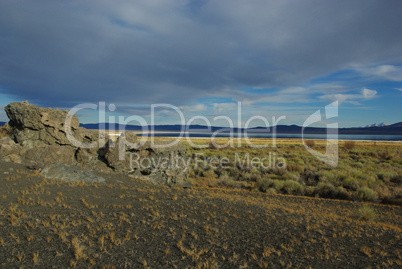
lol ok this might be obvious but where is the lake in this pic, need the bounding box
[136,132,402,141]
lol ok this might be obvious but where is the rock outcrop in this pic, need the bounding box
[5,101,98,148]
[0,101,188,186]
[42,163,106,183]
[104,138,188,186]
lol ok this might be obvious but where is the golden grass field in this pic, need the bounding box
[0,160,401,268]
[0,136,401,268]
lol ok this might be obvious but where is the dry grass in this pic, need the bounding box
[357,205,377,221]
[0,138,400,268]
[344,140,356,149]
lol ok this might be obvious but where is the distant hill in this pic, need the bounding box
[79,121,402,135]
[2,119,400,135]
[337,122,402,135]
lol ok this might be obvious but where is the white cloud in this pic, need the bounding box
[319,88,377,105]
[179,104,207,113]
[213,103,237,113]
[355,64,402,81]
[362,88,377,98]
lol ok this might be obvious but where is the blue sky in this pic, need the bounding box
[0,0,401,128]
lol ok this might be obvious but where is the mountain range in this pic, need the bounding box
[79,122,402,135]
[1,121,401,135]
[364,123,390,128]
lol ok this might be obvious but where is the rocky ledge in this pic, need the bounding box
[0,101,188,185]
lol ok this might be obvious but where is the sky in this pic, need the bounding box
[0,0,401,128]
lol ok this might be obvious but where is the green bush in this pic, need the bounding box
[390,174,402,184]
[273,180,285,192]
[266,188,277,195]
[218,172,235,187]
[314,182,337,198]
[275,180,304,195]
[317,170,338,184]
[336,186,351,200]
[242,171,261,182]
[357,187,378,201]
[357,205,376,221]
[286,163,304,173]
[257,178,273,192]
[342,177,359,190]
[204,169,216,179]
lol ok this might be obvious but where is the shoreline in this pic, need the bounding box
[102,130,402,143]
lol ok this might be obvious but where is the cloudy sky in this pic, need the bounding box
[0,0,401,127]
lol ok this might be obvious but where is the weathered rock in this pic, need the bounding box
[75,147,95,165]
[5,101,99,148]
[104,138,188,185]
[8,154,23,164]
[0,140,26,159]
[105,139,185,170]
[2,101,188,187]
[24,145,76,168]
[75,147,111,173]
[41,163,106,183]
[103,133,139,173]
[0,136,16,146]
[0,144,16,156]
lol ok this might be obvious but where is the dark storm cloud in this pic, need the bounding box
[0,0,401,108]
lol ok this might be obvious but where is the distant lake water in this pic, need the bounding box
[136,132,402,141]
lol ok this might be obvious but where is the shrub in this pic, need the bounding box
[266,188,277,195]
[342,177,359,190]
[344,140,356,150]
[286,163,304,173]
[390,174,402,184]
[208,139,230,149]
[241,171,261,182]
[208,140,218,149]
[336,186,351,200]
[273,180,285,192]
[283,171,300,181]
[373,186,392,201]
[257,178,273,192]
[304,140,315,148]
[218,172,235,187]
[278,180,304,195]
[317,170,337,184]
[357,205,376,221]
[203,169,218,187]
[314,182,337,198]
[272,168,286,176]
[357,187,378,201]
[203,169,216,179]
[353,162,364,169]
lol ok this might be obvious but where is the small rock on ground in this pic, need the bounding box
[41,163,106,183]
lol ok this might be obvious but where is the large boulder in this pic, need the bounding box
[0,136,26,163]
[24,145,76,168]
[104,137,188,186]
[1,101,188,186]
[75,147,111,173]
[5,101,99,148]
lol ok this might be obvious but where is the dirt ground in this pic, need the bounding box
[0,160,400,268]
